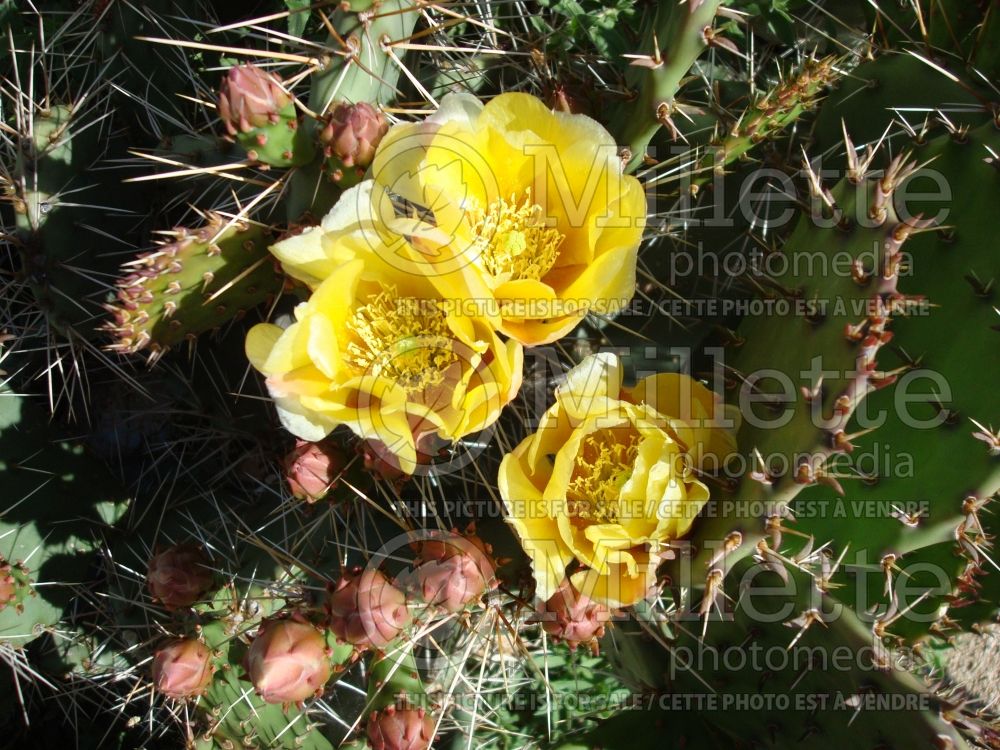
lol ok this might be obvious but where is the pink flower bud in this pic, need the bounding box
[152,638,214,699]
[326,568,410,649]
[412,529,496,612]
[246,619,332,705]
[318,102,388,169]
[0,564,17,611]
[147,544,214,611]
[284,439,347,502]
[367,706,435,750]
[218,64,293,135]
[539,581,610,654]
[360,440,410,484]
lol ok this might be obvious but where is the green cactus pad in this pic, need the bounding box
[233,100,316,169]
[595,563,971,749]
[0,387,129,647]
[103,216,284,364]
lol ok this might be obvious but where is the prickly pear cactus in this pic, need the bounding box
[3,1,1000,749]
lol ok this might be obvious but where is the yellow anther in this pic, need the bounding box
[566,429,642,524]
[345,288,457,392]
[470,189,564,282]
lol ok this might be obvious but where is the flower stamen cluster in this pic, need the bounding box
[471,189,564,283]
[344,290,457,392]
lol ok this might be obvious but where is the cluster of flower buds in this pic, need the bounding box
[147,543,214,610]
[326,568,410,649]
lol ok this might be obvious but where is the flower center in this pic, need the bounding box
[345,287,457,392]
[566,428,642,524]
[470,189,563,282]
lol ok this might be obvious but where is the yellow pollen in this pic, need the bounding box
[470,189,563,282]
[566,429,642,524]
[345,288,457,392]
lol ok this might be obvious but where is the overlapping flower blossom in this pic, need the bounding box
[246,184,522,474]
[368,92,647,346]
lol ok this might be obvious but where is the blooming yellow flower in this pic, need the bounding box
[367,92,646,346]
[498,353,736,607]
[245,184,523,475]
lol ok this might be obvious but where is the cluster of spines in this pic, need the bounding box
[696,56,839,179]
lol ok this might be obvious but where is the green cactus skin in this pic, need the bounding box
[671,143,928,585]
[365,643,426,713]
[589,564,970,749]
[787,120,1000,641]
[811,54,987,158]
[102,216,284,364]
[8,104,130,333]
[592,57,1000,750]
[231,98,316,170]
[667,123,999,640]
[0,387,128,648]
[608,0,726,172]
[866,0,996,68]
[196,664,338,750]
[308,1,419,115]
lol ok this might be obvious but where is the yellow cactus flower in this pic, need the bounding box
[498,353,736,607]
[368,92,646,347]
[245,185,523,475]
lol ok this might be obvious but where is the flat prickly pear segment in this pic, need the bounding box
[597,564,970,748]
[791,121,1000,641]
[103,216,284,364]
[682,148,928,576]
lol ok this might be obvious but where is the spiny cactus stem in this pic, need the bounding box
[308,0,419,114]
[612,0,725,172]
[692,57,838,184]
[682,157,930,584]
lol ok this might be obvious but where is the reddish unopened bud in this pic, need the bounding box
[367,705,435,750]
[539,581,610,654]
[326,568,410,649]
[361,440,410,484]
[152,638,214,699]
[218,64,292,135]
[147,543,214,610]
[246,619,331,704]
[318,102,388,169]
[412,528,496,612]
[284,438,347,502]
[0,563,17,611]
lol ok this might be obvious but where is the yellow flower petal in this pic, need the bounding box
[570,550,659,609]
